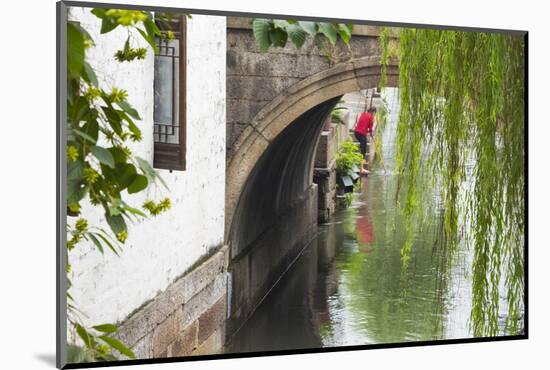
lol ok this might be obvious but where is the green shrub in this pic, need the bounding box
[335,140,363,177]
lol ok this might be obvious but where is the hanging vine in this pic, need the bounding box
[381,28,525,336]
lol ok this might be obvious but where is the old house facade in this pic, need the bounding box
[68,7,228,357]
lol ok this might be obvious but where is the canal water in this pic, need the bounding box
[225,88,475,354]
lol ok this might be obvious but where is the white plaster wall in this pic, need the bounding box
[68,8,226,327]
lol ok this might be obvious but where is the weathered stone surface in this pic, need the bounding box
[152,313,178,357]
[228,75,301,102]
[156,349,169,358]
[228,252,249,320]
[226,122,248,151]
[227,98,268,126]
[225,130,270,239]
[229,185,318,334]
[315,131,330,168]
[318,191,330,210]
[198,296,226,344]
[192,326,225,356]
[176,247,228,304]
[116,246,228,349]
[131,332,153,359]
[228,49,332,79]
[121,246,228,358]
[169,322,198,357]
[313,121,347,223]
[180,273,226,331]
[227,28,324,56]
[253,66,360,142]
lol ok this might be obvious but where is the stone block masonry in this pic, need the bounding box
[115,246,229,358]
[227,185,318,336]
[225,19,381,160]
[314,123,350,223]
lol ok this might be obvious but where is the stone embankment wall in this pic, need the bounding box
[314,121,350,223]
[116,248,229,358]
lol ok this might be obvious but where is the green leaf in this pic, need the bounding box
[100,17,119,34]
[332,106,348,112]
[319,23,338,46]
[72,128,96,143]
[101,106,123,135]
[273,19,288,30]
[90,8,106,18]
[67,169,88,204]
[298,21,317,37]
[337,23,352,44]
[67,78,78,104]
[269,28,288,48]
[90,146,115,168]
[69,96,90,125]
[108,201,122,216]
[134,157,154,180]
[121,202,147,217]
[143,16,160,40]
[83,118,99,144]
[114,163,138,189]
[105,212,127,235]
[116,101,141,120]
[82,61,98,87]
[93,324,118,334]
[67,161,84,181]
[86,232,104,254]
[135,156,168,189]
[127,175,148,194]
[117,110,135,129]
[75,324,92,347]
[252,19,272,52]
[93,231,119,255]
[67,22,85,78]
[99,335,136,359]
[122,36,130,54]
[67,180,88,205]
[287,23,307,48]
[126,119,142,140]
[136,27,159,55]
[107,147,128,164]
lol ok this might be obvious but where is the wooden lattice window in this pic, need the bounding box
[153,15,186,171]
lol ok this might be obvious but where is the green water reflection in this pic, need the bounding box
[226,89,473,353]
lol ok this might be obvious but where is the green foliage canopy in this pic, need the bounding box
[251,18,353,51]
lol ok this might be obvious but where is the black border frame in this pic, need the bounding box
[56,1,529,368]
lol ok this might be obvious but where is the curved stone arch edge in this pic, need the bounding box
[225,55,399,243]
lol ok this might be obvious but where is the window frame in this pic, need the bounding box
[153,15,187,171]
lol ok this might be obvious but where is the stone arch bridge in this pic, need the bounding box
[224,17,399,335]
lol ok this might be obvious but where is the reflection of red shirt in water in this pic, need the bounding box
[356,213,375,245]
[355,112,374,136]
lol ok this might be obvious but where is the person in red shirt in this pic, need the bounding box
[354,107,376,174]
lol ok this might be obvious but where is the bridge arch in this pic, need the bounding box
[226,56,399,244]
[224,55,398,333]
